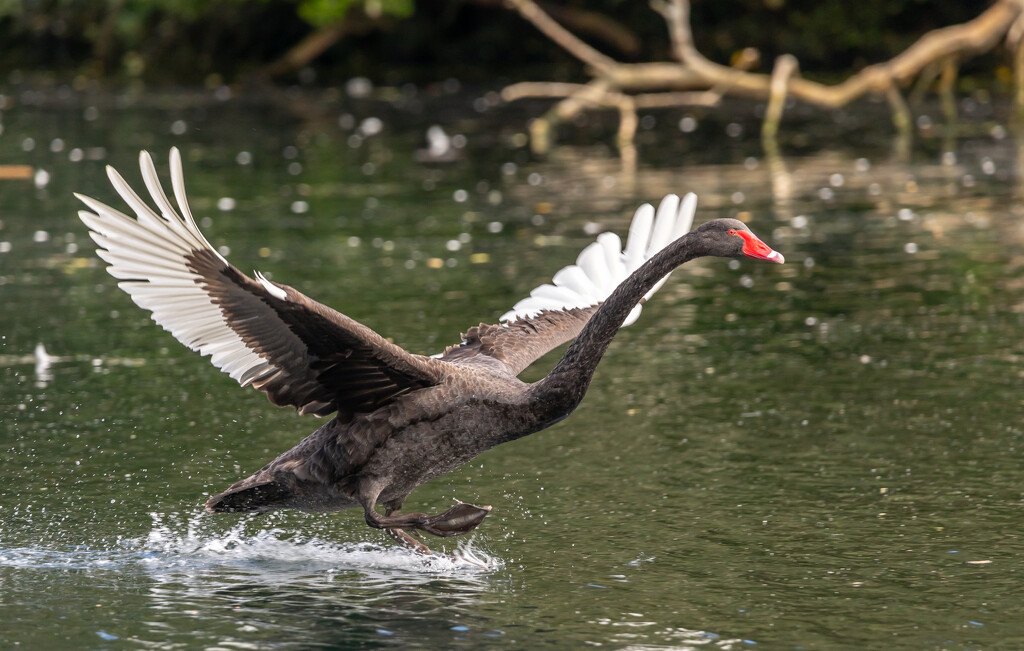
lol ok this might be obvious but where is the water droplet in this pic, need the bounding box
[170,120,187,136]
[904,242,918,254]
[854,157,870,172]
[453,189,468,203]
[34,169,50,189]
[359,117,383,136]
[725,122,743,138]
[346,77,373,98]
[217,197,235,211]
[235,151,252,166]
[679,116,697,133]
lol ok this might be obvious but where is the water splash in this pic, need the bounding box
[0,509,502,579]
[140,510,499,575]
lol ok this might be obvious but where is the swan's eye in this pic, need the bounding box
[728,228,737,236]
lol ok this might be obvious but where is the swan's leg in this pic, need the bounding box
[363,502,492,538]
[383,506,432,555]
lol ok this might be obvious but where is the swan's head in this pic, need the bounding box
[694,218,784,264]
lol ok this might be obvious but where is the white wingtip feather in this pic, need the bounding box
[674,193,697,239]
[500,194,699,326]
[77,149,272,391]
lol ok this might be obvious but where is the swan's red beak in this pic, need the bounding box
[737,230,784,264]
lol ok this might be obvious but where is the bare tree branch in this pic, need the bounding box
[503,0,618,75]
[261,10,389,79]
[762,54,799,142]
[504,0,1024,153]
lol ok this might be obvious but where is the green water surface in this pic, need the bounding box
[1,87,1023,648]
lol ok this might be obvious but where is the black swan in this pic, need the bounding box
[76,149,783,554]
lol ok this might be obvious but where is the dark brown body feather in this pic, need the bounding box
[202,223,744,517]
[206,359,554,515]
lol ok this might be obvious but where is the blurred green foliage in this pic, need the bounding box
[298,0,413,25]
[0,0,996,83]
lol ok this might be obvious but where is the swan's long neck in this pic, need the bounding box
[529,230,712,422]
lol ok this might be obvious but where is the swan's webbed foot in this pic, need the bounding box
[364,501,492,544]
[418,501,492,537]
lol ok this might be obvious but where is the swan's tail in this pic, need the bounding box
[205,480,292,514]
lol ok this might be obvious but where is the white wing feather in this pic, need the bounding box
[76,148,273,386]
[500,193,697,326]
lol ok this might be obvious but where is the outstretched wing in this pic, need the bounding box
[440,194,696,375]
[77,148,444,417]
